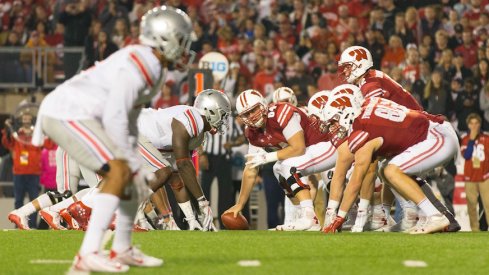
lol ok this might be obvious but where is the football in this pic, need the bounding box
[220,212,250,230]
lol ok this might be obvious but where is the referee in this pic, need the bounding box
[199,115,246,228]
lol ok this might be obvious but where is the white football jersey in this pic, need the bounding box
[33,45,165,170]
[138,105,205,151]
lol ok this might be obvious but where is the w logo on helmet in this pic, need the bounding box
[310,95,329,109]
[348,49,368,61]
[335,88,354,95]
[330,96,353,108]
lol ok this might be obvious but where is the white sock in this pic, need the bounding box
[284,198,298,224]
[18,199,39,216]
[338,209,348,218]
[358,199,370,211]
[178,201,196,220]
[79,193,119,255]
[38,193,54,209]
[390,188,416,210]
[417,198,440,216]
[112,196,138,253]
[81,188,100,208]
[50,188,91,212]
[299,199,313,210]
[327,199,339,210]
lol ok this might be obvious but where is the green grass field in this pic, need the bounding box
[0,230,488,274]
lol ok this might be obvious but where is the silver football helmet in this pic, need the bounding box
[139,6,196,66]
[194,89,232,135]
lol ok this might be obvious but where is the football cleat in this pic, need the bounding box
[306,216,321,231]
[410,214,450,234]
[367,206,387,231]
[71,252,129,273]
[276,208,315,231]
[67,201,92,231]
[40,209,66,230]
[186,218,203,231]
[132,224,150,232]
[110,246,163,267]
[351,210,368,233]
[322,216,345,234]
[445,220,462,233]
[60,208,80,230]
[8,211,31,230]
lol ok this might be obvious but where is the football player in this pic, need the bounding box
[225,89,337,231]
[31,6,193,272]
[321,91,459,234]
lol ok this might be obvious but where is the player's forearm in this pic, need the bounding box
[236,165,258,206]
[277,145,305,160]
[176,159,204,198]
[329,171,346,201]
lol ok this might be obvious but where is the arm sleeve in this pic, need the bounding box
[174,109,203,138]
[282,113,302,140]
[102,67,144,172]
[348,130,370,154]
[361,82,384,99]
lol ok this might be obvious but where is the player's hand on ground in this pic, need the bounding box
[322,216,345,234]
[224,204,243,218]
[199,200,218,232]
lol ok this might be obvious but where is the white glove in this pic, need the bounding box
[245,152,278,168]
[198,200,218,232]
[133,168,155,204]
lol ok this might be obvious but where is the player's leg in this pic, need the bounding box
[273,142,337,231]
[149,187,180,230]
[385,122,459,234]
[464,181,480,231]
[41,117,135,272]
[478,178,489,228]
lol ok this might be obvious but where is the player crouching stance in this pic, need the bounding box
[320,90,459,234]
[225,89,337,231]
[32,6,194,272]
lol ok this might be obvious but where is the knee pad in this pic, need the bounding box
[285,167,310,197]
[277,176,294,198]
[169,172,184,191]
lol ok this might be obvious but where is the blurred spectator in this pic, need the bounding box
[84,20,102,69]
[152,80,179,109]
[455,29,479,69]
[464,0,484,28]
[381,35,406,69]
[455,78,481,132]
[1,113,42,229]
[389,12,416,46]
[111,18,128,49]
[253,56,278,98]
[404,7,419,43]
[122,21,139,47]
[423,69,450,115]
[435,48,455,80]
[434,29,450,64]
[100,0,128,34]
[360,29,384,70]
[287,60,315,105]
[400,44,420,88]
[444,9,460,36]
[59,0,92,79]
[473,58,489,92]
[412,61,432,104]
[479,83,489,130]
[420,5,441,40]
[242,39,265,75]
[89,31,117,66]
[453,51,474,80]
[20,31,55,85]
[447,78,464,123]
[461,113,489,231]
[0,32,23,83]
[273,12,296,48]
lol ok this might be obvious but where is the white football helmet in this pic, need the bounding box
[321,85,364,139]
[307,90,331,133]
[272,87,298,106]
[139,6,196,66]
[194,89,232,135]
[338,46,374,84]
[236,89,267,128]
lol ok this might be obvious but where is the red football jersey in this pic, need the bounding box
[347,97,443,157]
[245,102,329,151]
[359,69,423,111]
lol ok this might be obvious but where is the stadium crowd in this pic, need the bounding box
[0,0,489,231]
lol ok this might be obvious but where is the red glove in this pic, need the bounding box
[322,216,345,234]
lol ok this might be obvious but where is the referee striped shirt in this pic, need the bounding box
[203,116,243,156]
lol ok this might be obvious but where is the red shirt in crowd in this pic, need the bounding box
[461,132,489,182]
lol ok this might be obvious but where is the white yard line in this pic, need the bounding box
[237,260,261,267]
[403,260,428,267]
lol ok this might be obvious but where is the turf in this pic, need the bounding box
[0,230,488,275]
